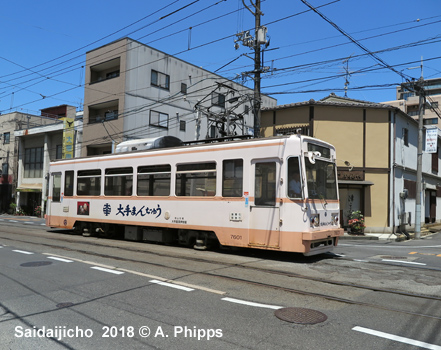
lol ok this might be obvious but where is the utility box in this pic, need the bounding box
[143,228,173,243]
[124,226,142,241]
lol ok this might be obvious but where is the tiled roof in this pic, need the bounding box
[262,93,395,111]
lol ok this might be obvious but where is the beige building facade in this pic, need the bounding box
[262,94,441,234]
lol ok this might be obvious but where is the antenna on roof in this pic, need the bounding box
[342,54,353,97]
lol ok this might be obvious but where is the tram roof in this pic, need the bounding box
[50,134,334,165]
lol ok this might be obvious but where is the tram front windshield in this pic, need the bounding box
[304,158,338,200]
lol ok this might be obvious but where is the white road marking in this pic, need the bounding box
[41,254,225,294]
[353,326,441,349]
[222,297,283,310]
[12,250,34,255]
[90,266,125,275]
[46,256,74,263]
[149,279,194,292]
[382,259,426,265]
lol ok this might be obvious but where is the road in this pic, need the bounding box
[1,215,441,349]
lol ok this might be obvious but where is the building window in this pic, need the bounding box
[427,101,439,109]
[56,145,62,159]
[181,83,187,94]
[180,120,186,132]
[3,132,10,144]
[151,70,170,90]
[88,101,119,124]
[244,105,249,115]
[423,118,438,125]
[209,125,216,139]
[2,163,8,177]
[90,57,121,84]
[150,110,169,129]
[176,162,216,196]
[403,128,409,146]
[24,147,44,178]
[404,179,416,199]
[212,93,225,108]
[432,148,439,173]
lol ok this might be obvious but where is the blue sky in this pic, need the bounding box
[1,0,440,116]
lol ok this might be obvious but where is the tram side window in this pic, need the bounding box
[77,169,101,196]
[287,157,302,199]
[64,171,74,197]
[222,159,243,197]
[176,162,216,196]
[255,162,276,206]
[105,167,133,196]
[137,165,171,196]
[52,173,61,202]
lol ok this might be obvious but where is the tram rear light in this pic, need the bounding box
[331,213,339,226]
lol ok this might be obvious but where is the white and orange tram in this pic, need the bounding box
[45,134,343,256]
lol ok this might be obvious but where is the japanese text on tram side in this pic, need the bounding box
[103,203,162,218]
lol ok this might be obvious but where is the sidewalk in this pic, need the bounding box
[340,223,441,241]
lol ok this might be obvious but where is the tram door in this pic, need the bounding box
[47,172,62,226]
[249,160,280,248]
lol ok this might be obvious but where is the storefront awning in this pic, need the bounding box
[16,184,42,192]
[338,180,374,186]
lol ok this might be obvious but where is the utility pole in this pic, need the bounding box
[414,77,425,239]
[234,0,267,138]
[253,0,262,138]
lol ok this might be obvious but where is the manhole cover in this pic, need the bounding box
[274,307,328,324]
[20,261,53,267]
[56,302,74,309]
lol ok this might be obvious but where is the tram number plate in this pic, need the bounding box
[231,235,242,240]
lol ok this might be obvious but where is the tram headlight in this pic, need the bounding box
[331,213,339,226]
[310,214,320,228]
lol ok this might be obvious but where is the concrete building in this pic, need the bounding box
[82,37,277,156]
[261,94,441,234]
[12,106,82,216]
[383,77,441,126]
[0,110,68,213]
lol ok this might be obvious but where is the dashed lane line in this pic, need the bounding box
[353,326,441,349]
[46,256,74,263]
[90,266,125,275]
[12,250,34,255]
[42,253,226,295]
[381,259,426,265]
[149,279,194,292]
[222,297,283,310]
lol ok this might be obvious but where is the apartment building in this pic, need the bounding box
[384,77,441,126]
[261,94,441,234]
[82,37,277,156]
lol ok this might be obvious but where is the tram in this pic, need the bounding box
[45,134,343,256]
